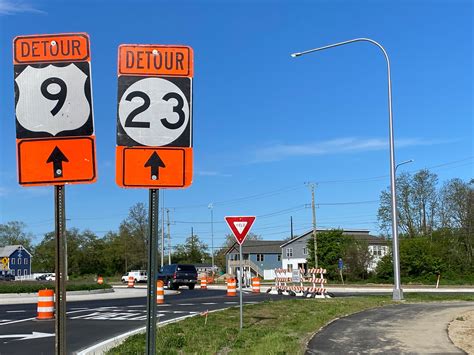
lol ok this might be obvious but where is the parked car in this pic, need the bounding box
[36,273,52,281]
[121,270,147,284]
[157,264,197,290]
[45,274,55,281]
[0,274,15,281]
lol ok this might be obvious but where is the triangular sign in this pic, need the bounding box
[225,216,256,245]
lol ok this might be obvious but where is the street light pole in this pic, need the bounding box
[208,203,214,274]
[291,38,404,300]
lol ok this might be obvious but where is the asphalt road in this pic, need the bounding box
[306,301,474,354]
[0,288,283,355]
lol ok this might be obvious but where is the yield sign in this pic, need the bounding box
[225,216,256,245]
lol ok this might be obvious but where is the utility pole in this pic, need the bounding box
[161,191,165,267]
[310,183,318,268]
[290,216,294,239]
[166,208,171,265]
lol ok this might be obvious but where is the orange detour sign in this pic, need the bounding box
[116,44,193,189]
[13,32,96,186]
[17,137,96,186]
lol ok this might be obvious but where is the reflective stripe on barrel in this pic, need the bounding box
[156,280,164,304]
[128,276,134,288]
[251,277,260,293]
[200,277,207,289]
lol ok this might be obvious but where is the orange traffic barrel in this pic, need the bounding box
[156,280,164,304]
[251,277,261,293]
[200,277,207,289]
[37,289,54,320]
[97,276,104,285]
[128,275,134,288]
[227,277,236,296]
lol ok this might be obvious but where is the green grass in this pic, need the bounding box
[0,281,112,294]
[108,294,473,355]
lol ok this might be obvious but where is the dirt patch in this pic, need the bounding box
[449,309,474,355]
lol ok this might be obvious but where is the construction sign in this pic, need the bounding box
[13,32,96,186]
[225,216,256,245]
[0,257,9,271]
[116,44,193,189]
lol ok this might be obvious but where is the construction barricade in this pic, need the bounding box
[200,277,207,289]
[127,275,134,288]
[156,280,164,304]
[37,289,54,320]
[227,277,237,296]
[269,268,331,298]
[251,277,261,293]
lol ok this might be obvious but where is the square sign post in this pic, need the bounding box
[13,32,96,355]
[115,44,193,355]
[225,216,256,330]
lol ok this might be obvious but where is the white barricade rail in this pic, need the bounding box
[270,267,332,298]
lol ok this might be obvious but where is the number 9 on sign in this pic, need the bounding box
[118,77,191,147]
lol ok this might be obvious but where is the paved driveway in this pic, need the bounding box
[306,302,473,354]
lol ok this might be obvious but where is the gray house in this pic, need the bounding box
[225,240,282,279]
[280,229,389,272]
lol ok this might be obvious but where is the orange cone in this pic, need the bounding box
[37,289,54,320]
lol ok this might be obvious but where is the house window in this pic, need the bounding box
[18,258,22,265]
[286,248,293,257]
[278,254,281,261]
[11,270,15,276]
[256,254,264,262]
[287,264,293,272]
[24,269,27,276]
[303,247,308,255]
[24,258,28,264]
[11,258,15,265]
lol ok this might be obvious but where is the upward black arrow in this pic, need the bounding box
[46,146,69,178]
[144,152,165,180]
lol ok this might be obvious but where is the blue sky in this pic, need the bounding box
[0,0,472,253]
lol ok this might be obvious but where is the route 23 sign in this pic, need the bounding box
[116,45,193,189]
[13,33,96,186]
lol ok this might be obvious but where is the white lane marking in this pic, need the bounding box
[128,305,145,308]
[224,302,238,304]
[177,304,194,306]
[6,310,26,313]
[244,302,259,304]
[202,302,217,305]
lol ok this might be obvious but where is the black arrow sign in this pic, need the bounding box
[144,151,166,180]
[46,146,69,178]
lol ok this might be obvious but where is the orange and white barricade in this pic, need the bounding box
[156,280,164,304]
[251,277,261,293]
[37,289,54,320]
[97,276,104,285]
[200,277,207,289]
[227,277,236,296]
[127,275,134,288]
[305,268,329,298]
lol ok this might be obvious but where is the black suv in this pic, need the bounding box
[157,264,197,290]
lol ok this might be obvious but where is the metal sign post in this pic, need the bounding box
[239,243,243,330]
[145,188,159,355]
[54,185,67,354]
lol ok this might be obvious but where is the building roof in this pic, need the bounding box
[0,245,32,257]
[225,240,283,255]
[280,229,387,247]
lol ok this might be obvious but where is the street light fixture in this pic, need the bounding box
[291,38,404,300]
[396,159,414,172]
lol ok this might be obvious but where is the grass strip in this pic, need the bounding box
[0,281,111,294]
[108,293,473,355]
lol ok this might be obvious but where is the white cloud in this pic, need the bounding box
[0,0,46,15]
[253,137,454,163]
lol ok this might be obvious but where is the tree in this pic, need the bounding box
[172,234,209,264]
[0,221,33,250]
[378,170,439,237]
[306,229,352,279]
